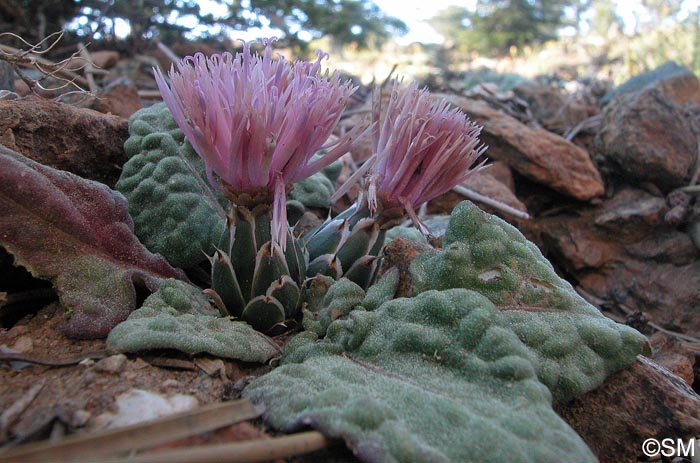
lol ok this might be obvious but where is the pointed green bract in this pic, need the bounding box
[211,205,307,333]
[267,276,302,318]
[210,250,246,317]
[303,204,386,289]
[343,255,379,290]
[241,296,287,332]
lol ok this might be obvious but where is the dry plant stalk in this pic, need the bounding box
[0,30,91,97]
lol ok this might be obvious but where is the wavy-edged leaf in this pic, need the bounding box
[107,279,280,362]
[0,146,188,338]
[410,200,649,402]
[244,289,597,463]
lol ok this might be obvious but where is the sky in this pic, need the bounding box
[152,0,469,45]
[111,0,700,45]
[372,0,476,45]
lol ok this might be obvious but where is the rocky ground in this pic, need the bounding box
[0,47,699,463]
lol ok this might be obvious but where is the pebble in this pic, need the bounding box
[161,379,180,389]
[11,336,33,353]
[94,354,127,374]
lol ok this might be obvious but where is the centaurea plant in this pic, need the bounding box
[155,39,486,332]
[155,39,365,331]
[154,38,363,251]
[305,79,487,286]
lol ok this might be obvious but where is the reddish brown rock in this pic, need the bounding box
[556,356,700,463]
[602,61,700,107]
[438,94,604,201]
[514,82,595,132]
[653,70,700,106]
[0,97,129,187]
[90,50,121,70]
[649,332,696,386]
[596,88,698,191]
[530,188,700,335]
[91,80,143,119]
[486,161,515,192]
[378,237,435,298]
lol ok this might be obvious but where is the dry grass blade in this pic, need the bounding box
[155,39,180,64]
[102,431,329,463]
[77,42,98,92]
[452,184,531,220]
[138,89,164,99]
[0,399,261,463]
[0,381,45,442]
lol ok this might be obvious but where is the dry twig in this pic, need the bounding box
[103,431,329,463]
[452,184,531,220]
[0,400,262,463]
[0,31,90,93]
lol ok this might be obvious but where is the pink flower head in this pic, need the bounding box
[364,80,487,231]
[154,38,363,249]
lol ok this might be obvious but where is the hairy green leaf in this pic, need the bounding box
[410,201,649,401]
[244,289,597,463]
[106,279,281,362]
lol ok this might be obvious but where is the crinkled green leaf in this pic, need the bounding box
[302,277,366,337]
[244,289,597,463]
[410,201,648,401]
[106,279,281,362]
[0,145,188,339]
[289,171,335,209]
[385,225,428,245]
[361,267,399,311]
[116,103,226,268]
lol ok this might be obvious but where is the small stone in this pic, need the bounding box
[95,354,127,374]
[93,389,199,430]
[556,357,700,463]
[0,97,129,187]
[91,78,142,119]
[602,61,700,106]
[428,169,527,219]
[72,409,92,427]
[650,332,696,386]
[11,336,33,353]
[161,379,180,389]
[7,325,28,337]
[132,358,150,369]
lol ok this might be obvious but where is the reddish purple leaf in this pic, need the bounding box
[0,145,188,338]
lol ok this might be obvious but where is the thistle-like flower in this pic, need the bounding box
[154,38,363,249]
[362,79,488,233]
[306,80,487,286]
